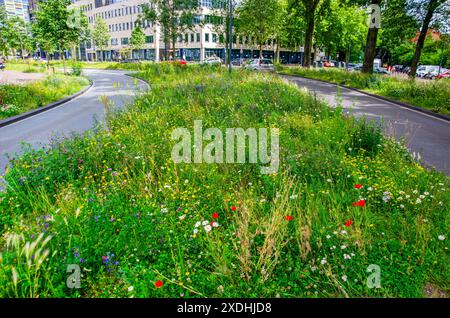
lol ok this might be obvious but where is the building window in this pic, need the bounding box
[121,38,129,45]
[205,33,210,42]
[212,34,217,43]
[190,34,194,43]
[185,34,189,43]
[111,38,118,46]
[196,33,200,42]
[146,35,154,44]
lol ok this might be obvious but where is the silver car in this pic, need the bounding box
[203,56,223,65]
[244,58,274,72]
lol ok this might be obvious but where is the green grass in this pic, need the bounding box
[0,75,90,120]
[0,64,448,298]
[279,66,450,116]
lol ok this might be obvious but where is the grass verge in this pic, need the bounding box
[0,64,448,298]
[0,75,90,120]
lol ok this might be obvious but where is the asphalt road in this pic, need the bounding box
[283,75,450,176]
[0,69,148,177]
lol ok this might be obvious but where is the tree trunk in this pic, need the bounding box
[409,0,438,78]
[275,39,280,64]
[62,51,67,74]
[259,44,263,59]
[362,0,381,73]
[362,27,379,73]
[172,36,176,60]
[303,13,315,67]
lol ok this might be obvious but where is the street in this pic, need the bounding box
[0,69,148,176]
[283,74,450,175]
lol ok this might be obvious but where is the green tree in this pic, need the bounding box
[409,0,448,78]
[142,0,200,60]
[361,0,382,73]
[92,17,111,61]
[300,0,323,67]
[130,24,146,60]
[236,0,282,59]
[378,0,418,65]
[6,17,34,59]
[282,0,307,61]
[0,6,9,58]
[209,0,238,64]
[315,0,367,63]
[33,0,87,73]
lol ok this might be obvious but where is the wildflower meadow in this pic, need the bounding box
[0,64,448,298]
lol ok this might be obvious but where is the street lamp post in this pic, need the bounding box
[228,0,233,74]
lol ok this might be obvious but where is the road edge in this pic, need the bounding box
[0,79,94,128]
[124,73,151,89]
[280,73,450,122]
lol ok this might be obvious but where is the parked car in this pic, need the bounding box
[346,63,358,71]
[415,65,440,78]
[436,69,450,79]
[169,59,187,65]
[203,56,223,65]
[424,68,448,80]
[373,67,390,74]
[0,62,5,70]
[231,58,245,66]
[243,58,274,72]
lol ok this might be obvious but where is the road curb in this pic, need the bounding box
[280,73,450,122]
[0,79,93,128]
[124,73,151,89]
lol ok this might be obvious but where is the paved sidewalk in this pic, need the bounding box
[0,70,45,84]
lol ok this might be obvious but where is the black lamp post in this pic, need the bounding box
[228,0,233,74]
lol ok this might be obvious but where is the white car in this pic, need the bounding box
[416,65,440,78]
[244,58,274,72]
[203,57,223,65]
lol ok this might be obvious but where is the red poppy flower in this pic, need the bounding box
[155,280,163,288]
[354,184,363,189]
[285,215,294,221]
[231,206,237,211]
[212,212,219,219]
[345,219,353,227]
[352,199,366,207]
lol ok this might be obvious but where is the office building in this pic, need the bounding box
[70,0,304,63]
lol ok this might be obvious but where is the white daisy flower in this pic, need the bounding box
[193,229,199,235]
[320,259,327,265]
[194,222,201,228]
[212,222,219,228]
[341,275,347,282]
[202,220,209,226]
[343,254,351,260]
[438,235,445,241]
[204,225,212,232]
